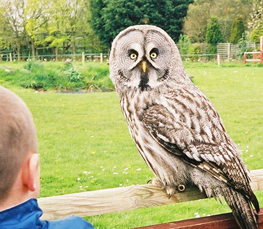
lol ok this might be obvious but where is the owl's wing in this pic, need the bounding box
[141,101,259,211]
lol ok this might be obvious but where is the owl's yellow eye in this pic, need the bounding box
[130,53,137,60]
[150,52,158,59]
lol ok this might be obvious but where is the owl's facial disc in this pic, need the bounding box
[112,29,173,91]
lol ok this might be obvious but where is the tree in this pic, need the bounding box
[183,0,252,42]
[238,32,250,58]
[1,0,28,60]
[183,0,211,42]
[90,0,193,48]
[25,0,51,59]
[0,0,104,59]
[249,0,263,42]
[206,17,224,45]
[230,15,246,43]
[44,0,92,59]
[206,17,224,54]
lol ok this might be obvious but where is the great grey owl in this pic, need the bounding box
[109,25,259,229]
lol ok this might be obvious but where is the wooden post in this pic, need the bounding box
[253,53,256,64]
[217,54,220,66]
[9,53,12,62]
[260,36,263,64]
[100,53,103,63]
[243,53,247,64]
[227,43,231,61]
[82,52,85,65]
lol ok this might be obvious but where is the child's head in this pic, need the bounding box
[0,86,38,201]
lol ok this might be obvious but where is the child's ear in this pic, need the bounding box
[22,153,39,192]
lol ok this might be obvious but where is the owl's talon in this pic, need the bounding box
[165,186,176,198]
[148,177,165,189]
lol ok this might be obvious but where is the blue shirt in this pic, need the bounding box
[0,199,94,229]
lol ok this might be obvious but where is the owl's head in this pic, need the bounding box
[109,25,187,93]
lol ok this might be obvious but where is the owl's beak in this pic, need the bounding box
[141,61,147,73]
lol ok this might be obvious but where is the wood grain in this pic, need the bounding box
[38,169,263,220]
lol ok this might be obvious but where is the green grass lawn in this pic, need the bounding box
[1,61,263,228]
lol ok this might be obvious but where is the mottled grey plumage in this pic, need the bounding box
[109,25,259,229]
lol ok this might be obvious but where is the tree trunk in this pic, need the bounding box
[55,47,58,61]
[17,44,21,61]
[71,38,76,61]
[32,41,36,61]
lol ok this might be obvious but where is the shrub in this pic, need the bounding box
[20,62,60,90]
[237,33,254,59]
[17,62,113,92]
[78,63,114,91]
[188,44,202,61]
[178,34,192,55]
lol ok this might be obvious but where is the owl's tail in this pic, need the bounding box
[223,186,259,229]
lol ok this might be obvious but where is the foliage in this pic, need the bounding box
[0,0,103,58]
[90,0,193,47]
[4,64,263,228]
[230,15,246,44]
[206,17,224,48]
[249,0,263,42]
[206,44,217,55]
[237,33,254,59]
[183,0,211,42]
[177,34,192,54]
[0,0,27,60]
[183,0,251,42]
[0,62,113,91]
[187,44,202,61]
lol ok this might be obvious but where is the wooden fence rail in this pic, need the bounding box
[38,169,263,223]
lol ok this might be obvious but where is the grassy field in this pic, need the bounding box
[1,61,263,228]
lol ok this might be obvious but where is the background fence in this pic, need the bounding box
[0,42,260,63]
[217,42,258,60]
